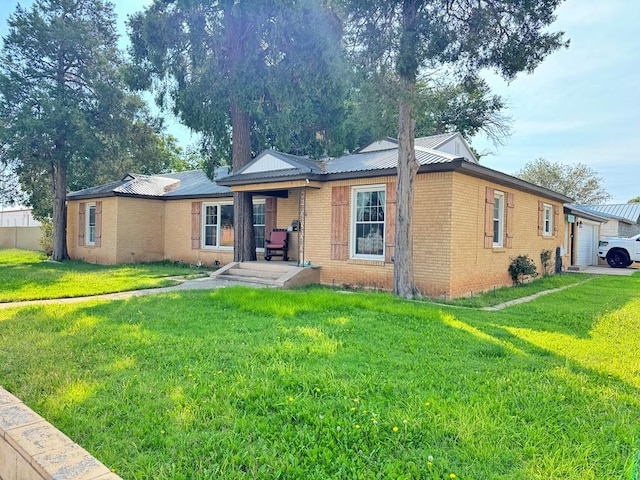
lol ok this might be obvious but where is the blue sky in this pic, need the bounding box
[1,0,638,204]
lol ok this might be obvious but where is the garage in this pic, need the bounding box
[576,221,599,265]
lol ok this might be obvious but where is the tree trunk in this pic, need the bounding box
[51,159,69,260]
[230,102,256,261]
[393,76,419,298]
[393,0,419,297]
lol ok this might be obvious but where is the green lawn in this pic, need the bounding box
[1,271,639,479]
[0,249,205,302]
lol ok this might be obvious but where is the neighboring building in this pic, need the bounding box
[0,207,41,227]
[67,133,572,298]
[577,203,640,238]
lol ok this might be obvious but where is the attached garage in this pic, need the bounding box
[576,221,599,265]
[564,205,608,268]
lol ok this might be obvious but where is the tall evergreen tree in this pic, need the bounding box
[128,0,346,261]
[341,0,569,297]
[0,0,171,259]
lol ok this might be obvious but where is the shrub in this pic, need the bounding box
[39,217,53,257]
[540,249,553,276]
[508,254,538,285]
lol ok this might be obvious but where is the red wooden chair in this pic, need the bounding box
[264,229,288,261]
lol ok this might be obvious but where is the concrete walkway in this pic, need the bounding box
[482,265,638,311]
[0,275,264,310]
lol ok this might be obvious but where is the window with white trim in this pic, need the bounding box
[493,191,504,247]
[202,201,265,249]
[543,203,553,236]
[253,201,266,250]
[202,202,233,248]
[351,185,385,259]
[86,203,96,245]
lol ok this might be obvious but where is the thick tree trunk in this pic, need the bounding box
[393,0,419,297]
[230,102,256,262]
[51,159,69,260]
[393,77,419,298]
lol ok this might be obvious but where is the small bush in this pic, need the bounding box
[39,217,53,257]
[508,254,538,285]
[540,249,553,276]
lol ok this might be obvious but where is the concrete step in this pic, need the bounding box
[211,261,321,289]
[226,267,282,280]
[214,273,279,286]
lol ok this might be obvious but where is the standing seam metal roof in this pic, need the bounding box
[577,204,640,224]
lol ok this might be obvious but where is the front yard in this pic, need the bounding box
[0,249,203,302]
[0,250,639,479]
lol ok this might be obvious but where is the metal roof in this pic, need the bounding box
[323,146,461,174]
[67,167,232,200]
[577,203,640,224]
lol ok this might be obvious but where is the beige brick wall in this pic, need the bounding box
[301,177,395,290]
[448,173,565,298]
[115,197,165,263]
[163,197,235,266]
[67,197,118,264]
[284,172,565,298]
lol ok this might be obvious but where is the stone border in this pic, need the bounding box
[0,387,121,480]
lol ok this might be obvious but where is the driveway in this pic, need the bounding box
[570,264,639,276]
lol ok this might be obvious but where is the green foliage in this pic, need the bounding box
[128,0,348,160]
[516,158,611,204]
[0,0,180,250]
[346,73,511,151]
[508,254,538,285]
[628,196,640,203]
[39,218,54,257]
[540,249,554,276]
[1,279,639,478]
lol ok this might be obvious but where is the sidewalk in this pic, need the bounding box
[0,276,262,310]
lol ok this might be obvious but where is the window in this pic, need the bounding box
[351,186,385,259]
[86,203,96,245]
[493,191,504,247]
[253,202,266,250]
[202,202,234,248]
[201,201,265,249]
[543,204,553,236]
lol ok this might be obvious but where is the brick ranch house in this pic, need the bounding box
[67,132,573,298]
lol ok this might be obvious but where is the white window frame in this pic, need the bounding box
[202,200,266,250]
[202,202,234,249]
[86,203,96,246]
[253,200,266,252]
[350,185,386,260]
[543,203,553,236]
[493,191,505,247]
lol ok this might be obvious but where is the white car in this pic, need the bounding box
[598,234,640,268]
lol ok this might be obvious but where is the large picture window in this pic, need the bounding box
[351,186,385,259]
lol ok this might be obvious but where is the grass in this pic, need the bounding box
[435,273,592,308]
[0,249,206,302]
[1,271,639,479]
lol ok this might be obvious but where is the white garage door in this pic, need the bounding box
[577,223,598,265]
